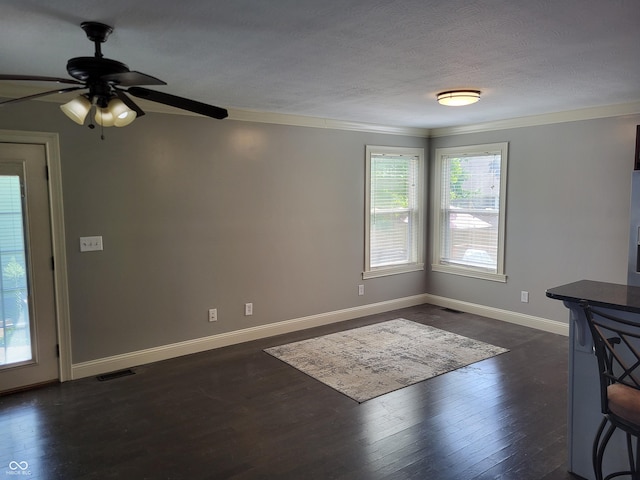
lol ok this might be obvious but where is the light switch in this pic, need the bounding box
[80,236,103,252]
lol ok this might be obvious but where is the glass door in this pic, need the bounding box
[0,171,32,367]
[0,143,58,392]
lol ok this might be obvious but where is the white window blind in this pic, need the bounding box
[365,146,424,278]
[433,143,508,282]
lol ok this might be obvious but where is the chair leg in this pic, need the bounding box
[598,422,617,480]
[627,432,636,480]
[634,434,640,480]
[593,417,608,480]
[592,416,640,480]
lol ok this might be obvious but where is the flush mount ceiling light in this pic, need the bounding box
[437,90,481,106]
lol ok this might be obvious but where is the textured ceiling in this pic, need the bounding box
[0,0,639,129]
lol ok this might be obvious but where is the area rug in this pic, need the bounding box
[264,318,509,403]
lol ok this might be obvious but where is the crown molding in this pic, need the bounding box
[226,109,430,137]
[2,82,639,139]
[429,102,640,138]
[0,83,430,137]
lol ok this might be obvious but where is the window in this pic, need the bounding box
[0,173,31,365]
[364,146,424,279]
[432,143,508,282]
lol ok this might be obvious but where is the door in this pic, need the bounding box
[0,143,58,392]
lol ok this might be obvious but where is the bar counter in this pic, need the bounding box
[546,279,640,313]
[546,279,640,479]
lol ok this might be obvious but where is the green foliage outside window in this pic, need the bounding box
[448,157,478,202]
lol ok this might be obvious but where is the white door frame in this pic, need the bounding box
[0,130,71,381]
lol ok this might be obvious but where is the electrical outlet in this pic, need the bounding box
[245,303,253,316]
[358,284,365,296]
[520,291,529,303]
[208,308,217,322]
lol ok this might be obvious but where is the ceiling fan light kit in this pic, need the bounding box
[0,21,228,135]
[60,95,91,125]
[109,99,137,127]
[437,90,481,106]
[95,108,115,127]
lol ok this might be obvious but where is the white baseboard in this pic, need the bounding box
[71,294,430,379]
[423,293,569,337]
[71,293,568,380]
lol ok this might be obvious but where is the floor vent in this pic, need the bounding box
[442,307,463,314]
[96,369,135,382]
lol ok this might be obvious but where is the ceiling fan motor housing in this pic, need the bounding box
[66,57,129,83]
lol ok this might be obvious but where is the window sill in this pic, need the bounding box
[363,263,424,279]
[431,264,507,283]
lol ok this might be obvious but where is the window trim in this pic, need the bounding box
[364,145,425,280]
[432,142,508,282]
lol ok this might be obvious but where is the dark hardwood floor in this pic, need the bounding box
[1,304,579,480]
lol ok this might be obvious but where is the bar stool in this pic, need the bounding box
[583,304,640,480]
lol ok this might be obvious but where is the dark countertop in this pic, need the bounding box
[546,279,640,313]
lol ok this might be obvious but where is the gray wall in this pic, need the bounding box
[428,114,640,322]
[0,100,428,363]
[1,98,637,364]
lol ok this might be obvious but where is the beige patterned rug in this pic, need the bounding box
[264,318,509,402]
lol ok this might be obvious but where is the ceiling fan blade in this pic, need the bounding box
[0,74,83,85]
[115,90,145,117]
[127,87,228,120]
[102,71,167,87]
[0,86,85,106]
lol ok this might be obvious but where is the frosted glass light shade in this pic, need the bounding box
[60,96,91,124]
[437,90,481,106]
[95,108,116,127]
[108,99,137,127]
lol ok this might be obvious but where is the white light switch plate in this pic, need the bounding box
[80,236,103,252]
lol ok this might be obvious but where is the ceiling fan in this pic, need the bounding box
[0,21,228,129]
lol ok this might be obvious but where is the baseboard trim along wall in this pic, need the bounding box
[71,294,569,380]
[423,293,570,337]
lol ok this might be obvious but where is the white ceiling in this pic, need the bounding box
[0,0,639,130]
